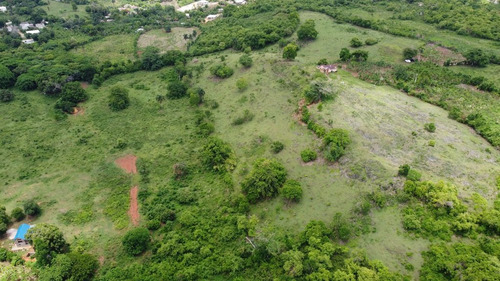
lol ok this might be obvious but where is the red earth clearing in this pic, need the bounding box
[115,155,140,225]
[115,155,137,174]
[128,186,140,226]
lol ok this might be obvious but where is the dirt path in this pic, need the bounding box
[115,155,140,226]
[128,186,139,226]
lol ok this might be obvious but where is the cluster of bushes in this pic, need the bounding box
[201,137,235,173]
[0,200,41,235]
[339,48,369,62]
[210,64,234,78]
[108,86,130,111]
[297,19,318,41]
[232,109,254,126]
[241,158,288,203]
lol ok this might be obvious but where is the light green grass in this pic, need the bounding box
[71,34,137,62]
[43,1,88,19]
[295,11,421,65]
[137,27,199,53]
[450,64,500,88]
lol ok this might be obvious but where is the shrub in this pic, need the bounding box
[271,141,284,154]
[339,48,351,62]
[424,122,436,132]
[23,200,41,217]
[398,164,411,177]
[11,207,25,221]
[301,149,317,162]
[239,54,253,67]
[15,74,37,91]
[241,158,287,203]
[281,180,303,203]
[122,227,150,256]
[146,220,161,231]
[188,87,205,106]
[297,19,318,40]
[173,163,188,179]
[317,58,328,65]
[331,213,352,241]
[55,82,88,113]
[232,110,254,125]
[167,81,188,99]
[365,38,378,45]
[108,86,130,111]
[351,50,369,62]
[350,37,363,47]
[407,169,422,181]
[428,140,436,147]
[323,129,350,162]
[283,43,298,60]
[201,137,235,173]
[0,64,14,89]
[403,48,418,60]
[0,90,14,103]
[210,64,234,78]
[236,78,249,91]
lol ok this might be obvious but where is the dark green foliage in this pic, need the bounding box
[283,43,298,60]
[239,54,253,67]
[424,122,436,133]
[167,81,188,99]
[108,86,130,111]
[351,50,369,62]
[0,64,14,89]
[122,227,150,256]
[403,48,418,60]
[331,213,352,241]
[11,207,25,222]
[365,38,378,45]
[141,46,163,71]
[0,247,14,262]
[350,37,363,47]
[26,223,68,266]
[0,90,14,103]
[280,180,303,203]
[317,58,328,65]
[210,64,234,78]
[146,220,161,231]
[201,137,235,173]
[464,48,490,67]
[323,129,350,162]
[232,109,254,125]
[303,80,335,104]
[339,48,351,62]
[55,82,88,113]
[41,252,99,281]
[15,74,37,91]
[297,19,318,40]
[0,206,9,236]
[241,158,287,203]
[270,141,284,154]
[398,164,411,177]
[24,199,41,217]
[300,148,317,162]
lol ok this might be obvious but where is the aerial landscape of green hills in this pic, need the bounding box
[0,0,499,280]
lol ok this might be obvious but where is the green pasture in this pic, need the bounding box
[71,34,137,62]
[42,1,88,19]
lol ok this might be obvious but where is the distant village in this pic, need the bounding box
[0,0,248,45]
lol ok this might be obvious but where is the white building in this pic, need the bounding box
[233,0,247,5]
[178,1,214,13]
[22,39,35,44]
[0,6,7,13]
[26,30,40,35]
[204,14,221,23]
[19,22,34,30]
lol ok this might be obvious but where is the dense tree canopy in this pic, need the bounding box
[297,19,318,40]
[122,227,150,256]
[241,158,287,203]
[26,223,68,266]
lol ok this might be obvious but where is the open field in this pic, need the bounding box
[295,12,421,65]
[42,1,88,19]
[71,34,137,62]
[137,27,199,53]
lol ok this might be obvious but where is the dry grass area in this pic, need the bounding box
[137,27,200,53]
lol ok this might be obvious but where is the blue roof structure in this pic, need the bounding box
[13,224,31,240]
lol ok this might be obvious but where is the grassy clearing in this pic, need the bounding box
[295,11,421,65]
[137,27,199,53]
[71,34,137,62]
[450,64,500,88]
[356,207,429,279]
[42,1,88,19]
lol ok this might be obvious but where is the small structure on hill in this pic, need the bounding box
[26,30,40,35]
[13,224,32,248]
[233,0,247,5]
[0,6,7,12]
[317,64,338,74]
[22,39,35,44]
[205,14,221,23]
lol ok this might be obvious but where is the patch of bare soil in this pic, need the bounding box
[115,155,137,174]
[80,82,89,89]
[128,186,140,226]
[71,107,85,115]
[293,99,307,126]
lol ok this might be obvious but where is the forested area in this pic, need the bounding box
[0,0,499,280]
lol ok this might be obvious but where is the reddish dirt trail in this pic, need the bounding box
[115,155,140,226]
[128,186,139,226]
